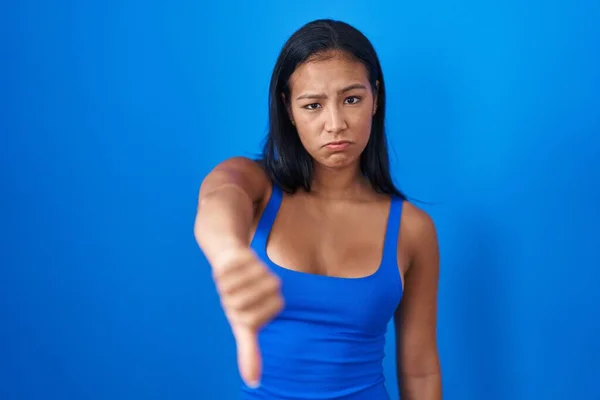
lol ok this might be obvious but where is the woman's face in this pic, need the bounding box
[286,52,378,169]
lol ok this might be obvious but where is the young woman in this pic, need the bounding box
[195,19,442,400]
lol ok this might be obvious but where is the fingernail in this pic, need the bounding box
[247,380,260,389]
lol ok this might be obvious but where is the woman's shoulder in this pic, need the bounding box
[399,200,438,259]
[211,156,270,184]
[213,156,267,173]
[203,156,272,204]
[402,201,436,232]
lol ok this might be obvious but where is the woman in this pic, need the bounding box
[195,19,442,400]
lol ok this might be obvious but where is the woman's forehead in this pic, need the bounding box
[288,56,369,94]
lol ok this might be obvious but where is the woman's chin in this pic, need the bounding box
[318,153,359,169]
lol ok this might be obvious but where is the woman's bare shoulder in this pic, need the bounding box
[212,156,267,177]
[201,156,271,204]
[400,200,438,261]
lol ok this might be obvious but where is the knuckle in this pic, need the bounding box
[229,294,247,311]
[212,268,230,285]
[220,291,239,309]
[216,281,236,299]
[219,295,233,313]
[274,297,284,313]
[213,279,228,294]
[267,275,281,291]
[211,265,225,279]
[253,264,268,280]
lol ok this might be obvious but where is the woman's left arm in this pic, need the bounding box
[394,206,442,400]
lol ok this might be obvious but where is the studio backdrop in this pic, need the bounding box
[2,1,599,399]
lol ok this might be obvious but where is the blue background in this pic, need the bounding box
[2,1,599,399]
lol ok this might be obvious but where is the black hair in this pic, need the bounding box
[259,19,405,199]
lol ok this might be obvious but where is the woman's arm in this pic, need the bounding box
[194,156,269,266]
[194,157,281,388]
[394,204,442,400]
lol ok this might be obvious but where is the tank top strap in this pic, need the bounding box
[380,195,404,271]
[251,183,283,252]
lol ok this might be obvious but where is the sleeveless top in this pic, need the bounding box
[242,184,404,400]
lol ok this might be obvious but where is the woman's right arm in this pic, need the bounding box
[193,157,280,389]
[194,156,269,268]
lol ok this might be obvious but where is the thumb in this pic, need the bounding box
[232,324,262,388]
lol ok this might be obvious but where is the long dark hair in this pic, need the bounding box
[259,19,405,199]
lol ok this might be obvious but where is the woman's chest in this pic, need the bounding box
[266,199,393,278]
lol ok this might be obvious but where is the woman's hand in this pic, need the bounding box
[211,247,284,388]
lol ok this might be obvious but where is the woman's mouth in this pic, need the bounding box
[324,141,351,151]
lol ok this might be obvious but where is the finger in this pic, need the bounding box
[232,324,262,388]
[214,261,267,296]
[231,291,284,330]
[222,275,281,312]
[211,248,256,275]
[254,293,284,326]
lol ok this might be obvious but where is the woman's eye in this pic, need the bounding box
[345,96,361,105]
[304,103,321,110]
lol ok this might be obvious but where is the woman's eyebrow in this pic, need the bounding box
[296,83,367,100]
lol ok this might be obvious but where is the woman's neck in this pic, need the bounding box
[309,162,369,200]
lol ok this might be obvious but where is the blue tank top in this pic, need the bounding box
[243,184,404,399]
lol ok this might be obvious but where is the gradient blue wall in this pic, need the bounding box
[2,1,599,399]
